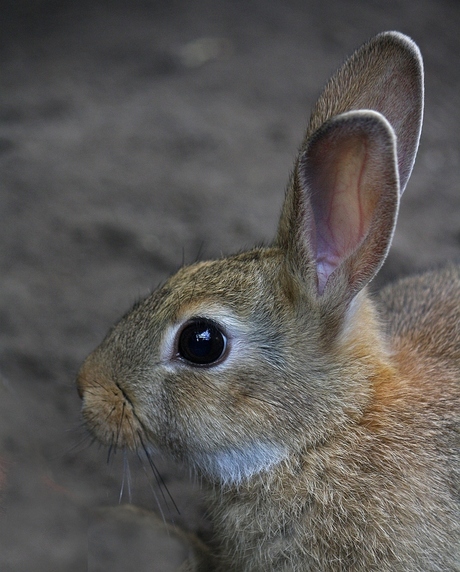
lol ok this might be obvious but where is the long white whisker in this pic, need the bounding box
[136,451,168,526]
[124,451,133,504]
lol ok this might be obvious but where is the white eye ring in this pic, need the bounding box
[159,305,251,370]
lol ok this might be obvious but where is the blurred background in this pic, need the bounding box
[0,0,459,570]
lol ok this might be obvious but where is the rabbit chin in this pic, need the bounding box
[192,441,289,485]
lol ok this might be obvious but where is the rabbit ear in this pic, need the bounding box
[276,110,399,302]
[305,31,424,195]
[275,32,423,304]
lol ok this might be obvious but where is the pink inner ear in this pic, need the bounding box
[307,132,379,294]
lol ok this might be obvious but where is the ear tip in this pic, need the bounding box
[304,110,398,159]
[364,31,424,194]
[374,31,425,89]
[376,31,422,58]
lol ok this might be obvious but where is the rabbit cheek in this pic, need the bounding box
[147,367,289,481]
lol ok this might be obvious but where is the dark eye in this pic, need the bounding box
[177,319,227,366]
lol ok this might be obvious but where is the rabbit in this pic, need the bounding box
[77,31,460,571]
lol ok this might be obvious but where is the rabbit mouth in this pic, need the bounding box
[78,363,147,451]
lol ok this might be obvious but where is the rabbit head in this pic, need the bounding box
[77,32,424,486]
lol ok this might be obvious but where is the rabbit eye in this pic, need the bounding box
[177,319,227,366]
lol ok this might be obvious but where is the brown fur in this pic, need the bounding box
[77,32,459,571]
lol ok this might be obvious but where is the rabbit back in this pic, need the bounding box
[379,264,460,361]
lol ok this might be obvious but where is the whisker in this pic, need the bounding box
[115,401,126,447]
[119,461,125,503]
[119,451,133,504]
[125,452,133,504]
[195,240,205,262]
[136,451,168,525]
[107,442,114,464]
[93,404,118,429]
[137,431,180,516]
[65,427,95,454]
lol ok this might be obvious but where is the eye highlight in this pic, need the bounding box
[177,319,227,366]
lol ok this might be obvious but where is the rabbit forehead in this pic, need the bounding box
[161,248,284,314]
[168,302,251,332]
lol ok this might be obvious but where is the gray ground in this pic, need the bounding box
[0,0,459,570]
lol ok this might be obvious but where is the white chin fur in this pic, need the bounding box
[193,441,288,485]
